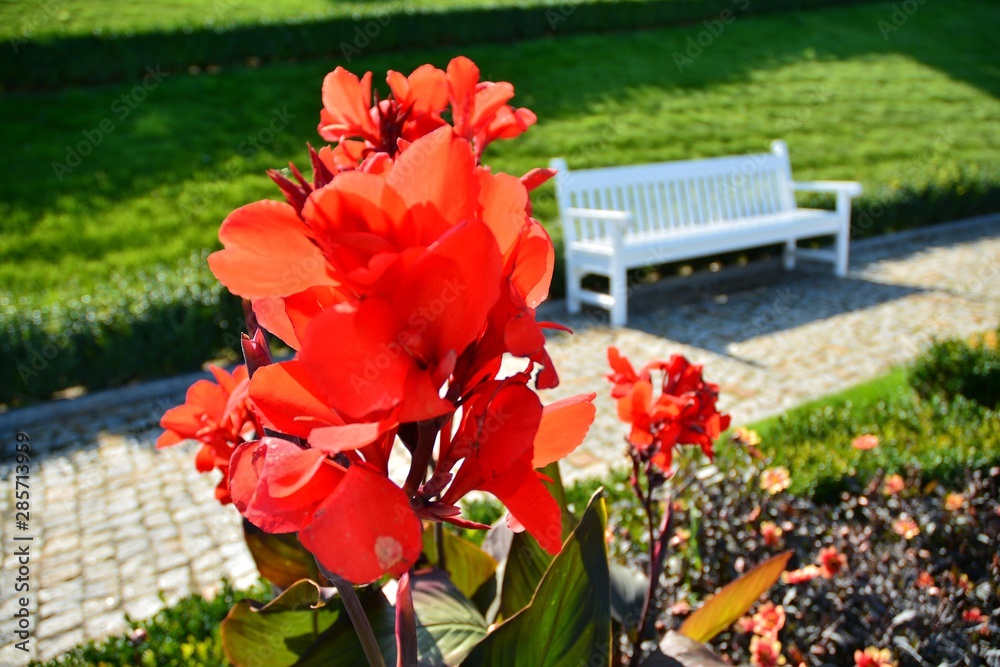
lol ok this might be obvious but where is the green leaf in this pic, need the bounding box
[497,529,553,620]
[421,526,498,604]
[462,490,612,667]
[220,572,487,667]
[220,579,392,667]
[408,569,489,666]
[242,519,316,590]
[679,551,793,643]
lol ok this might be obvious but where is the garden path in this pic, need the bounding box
[1,214,998,664]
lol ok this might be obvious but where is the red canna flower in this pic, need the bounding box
[174,60,589,586]
[157,365,260,504]
[606,348,729,475]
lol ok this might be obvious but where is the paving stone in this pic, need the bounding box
[83,612,128,639]
[36,628,85,662]
[36,608,83,640]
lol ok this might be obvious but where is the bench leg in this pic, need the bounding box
[783,239,797,270]
[566,260,582,314]
[834,227,849,277]
[610,265,628,327]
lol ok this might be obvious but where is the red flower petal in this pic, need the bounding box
[301,464,422,584]
[208,200,335,299]
[300,299,412,421]
[249,360,344,438]
[532,393,597,468]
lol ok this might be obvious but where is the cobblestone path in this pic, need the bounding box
[2,215,997,663]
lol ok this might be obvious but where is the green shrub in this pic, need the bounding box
[30,580,270,667]
[746,368,1000,500]
[0,251,245,406]
[909,327,1000,409]
[1,0,876,91]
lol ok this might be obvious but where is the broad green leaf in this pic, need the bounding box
[679,551,793,643]
[609,562,648,634]
[498,529,553,620]
[408,569,489,666]
[242,519,315,590]
[221,572,487,667]
[462,490,612,667]
[220,579,391,667]
[421,526,498,603]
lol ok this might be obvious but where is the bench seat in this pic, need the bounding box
[550,141,862,326]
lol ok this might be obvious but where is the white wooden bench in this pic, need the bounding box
[550,141,862,326]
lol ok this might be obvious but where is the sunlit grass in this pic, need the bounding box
[1,0,997,306]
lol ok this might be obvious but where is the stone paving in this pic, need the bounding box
[1,215,998,664]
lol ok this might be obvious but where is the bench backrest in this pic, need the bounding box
[551,140,796,239]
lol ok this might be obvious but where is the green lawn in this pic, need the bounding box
[2,0,998,306]
[0,0,656,41]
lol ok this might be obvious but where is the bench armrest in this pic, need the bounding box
[793,181,863,197]
[564,207,633,225]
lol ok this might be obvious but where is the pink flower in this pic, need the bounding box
[892,517,920,540]
[851,434,880,450]
[751,601,786,636]
[760,467,791,495]
[854,647,896,667]
[945,492,965,511]
[750,634,785,667]
[882,474,904,495]
[781,565,821,584]
[818,546,847,579]
[760,521,783,547]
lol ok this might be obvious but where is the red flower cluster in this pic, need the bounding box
[157,365,260,504]
[317,56,536,164]
[162,57,596,585]
[606,348,730,473]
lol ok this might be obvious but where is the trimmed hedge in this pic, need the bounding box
[0,251,246,406]
[2,0,876,91]
[909,326,1000,409]
[29,580,270,667]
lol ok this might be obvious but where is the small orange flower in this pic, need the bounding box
[852,434,880,450]
[750,634,785,667]
[818,546,847,579]
[751,602,786,636]
[892,517,920,540]
[781,565,822,584]
[916,571,934,588]
[760,521,784,547]
[760,467,791,495]
[882,474,905,495]
[945,492,965,511]
[854,647,896,667]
